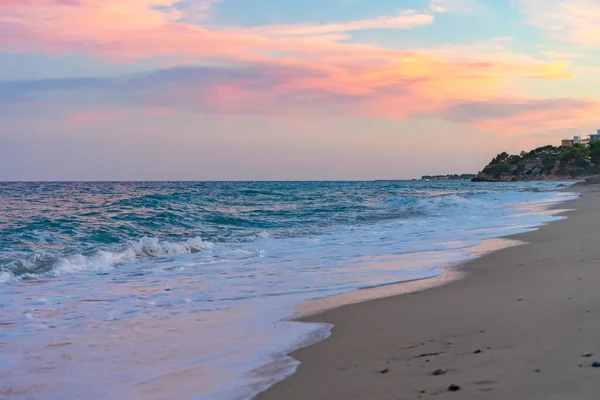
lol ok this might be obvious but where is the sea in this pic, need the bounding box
[0,181,578,399]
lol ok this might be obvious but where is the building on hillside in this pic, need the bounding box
[561,139,574,147]
[561,130,600,147]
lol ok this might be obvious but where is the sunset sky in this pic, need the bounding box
[2,0,600,180]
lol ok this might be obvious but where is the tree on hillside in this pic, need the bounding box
[560,144,589,167]
[491,152,509,164]
[590,141,600,165]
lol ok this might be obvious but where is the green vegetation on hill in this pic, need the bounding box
[474,142,600,181]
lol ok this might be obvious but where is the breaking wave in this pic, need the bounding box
[1,236,213,282]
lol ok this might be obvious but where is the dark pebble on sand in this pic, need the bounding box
[448,384,461,392]
[473,349,482,354]
[380,368,389,374]
[534,369,541,373]
[433,369,446,376]
[583,353,593,358]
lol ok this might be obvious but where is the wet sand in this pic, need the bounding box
[257,184,600,400]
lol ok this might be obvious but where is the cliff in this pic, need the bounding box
[473,143,600,182]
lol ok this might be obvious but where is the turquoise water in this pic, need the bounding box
[0,181,577,399]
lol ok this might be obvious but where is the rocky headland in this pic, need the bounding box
[472,143,600,182]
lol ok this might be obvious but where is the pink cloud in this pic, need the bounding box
[441,98,600,135]
[0,0,594,136]
[515,0,600,48]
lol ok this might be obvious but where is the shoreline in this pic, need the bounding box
[256,185,591,399]
[292,237,529,320]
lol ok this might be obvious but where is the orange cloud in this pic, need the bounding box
[526,73,573,80]
[540,51,585,59]
[0,0,593,136]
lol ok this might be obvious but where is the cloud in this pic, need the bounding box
[429,4,446,13]
[442,98,600,134]
[515,0,600,47]
[429,0,483,14]
[0,1,432,61]
[540,51,585,59]
[0,0,594,137]
[493,36,513,42]
[527,73,573,80]
[0,57,584,136]
[250,10,433,36]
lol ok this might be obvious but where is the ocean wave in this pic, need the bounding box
[129,236,213,257]
[383,194,488,214]
[1,236,213,282]
[415,194,487,210]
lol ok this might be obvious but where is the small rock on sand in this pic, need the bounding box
[432,369,446,376]
[448,384,461,392]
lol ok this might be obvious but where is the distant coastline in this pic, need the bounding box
[375,174,476,182]
[421,174,476,181]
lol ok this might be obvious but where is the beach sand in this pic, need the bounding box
[257,184,600,400]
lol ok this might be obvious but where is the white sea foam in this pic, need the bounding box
[51,248,137,276]
[8,236,215,278]
[0,271,13,283]
[130,236,213,257]
[415,194,486,211]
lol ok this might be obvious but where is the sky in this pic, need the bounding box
[1,0,600,180]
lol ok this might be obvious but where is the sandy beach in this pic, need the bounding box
[257,184,600,400]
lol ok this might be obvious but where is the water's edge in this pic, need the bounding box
[249,199,578,400]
